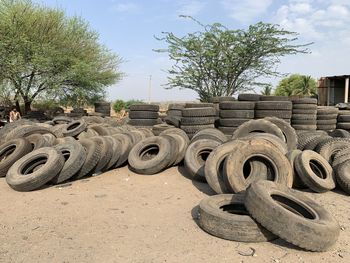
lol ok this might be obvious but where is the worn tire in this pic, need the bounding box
[219,101,255,110]
[181,116,215,125]
[62,120,87,137]
[25,134,50,150]
[334,161,350,194]
[129,104,159,112]
[219,110,254,119]
[286,150,306,189]
[264,117,297,151]
[91,137,113,173]
[315,138,350,164]
[74,139,102,179]
[182,107,216,117]
[128,118,160,126]
[238,93,260,101]
[255,101,292,110]
[111,133,133,168]
[191,128,227,144]
[129,111,158,119]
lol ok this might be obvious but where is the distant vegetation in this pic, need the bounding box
[113,99,144,112]
[275,74,317,96]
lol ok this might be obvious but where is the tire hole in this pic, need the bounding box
[309,160,326,179]
[0,145,16,161]
[271,194,316,219]
[62,150,71,161]
[22,157,48,175]
[67,122,80,130]
[220,203,249,216]
[198,150,211,165]
[140,144,159,161]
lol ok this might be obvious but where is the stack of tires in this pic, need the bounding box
[317,106,338,131]
[181,107,216,139]
[164,104,184,128]
[237,93,261,102]
[255,100,292,123]
[94,102,111,117]
[68,108,87,118]
[337,110,350,132]
[291,98,317,131]
[218,101,255,136]
[128,104,160,127]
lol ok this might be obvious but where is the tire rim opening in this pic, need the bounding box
[62,150,71,161]
[140,144,159,161]
[0,145,16,162]
[22,157,48,175]
[198,150,211,165]
[242,161,252,179]
[271,194,316,219]
[67,122,80,130]
[220,203,249,216]
[309,160,327,179]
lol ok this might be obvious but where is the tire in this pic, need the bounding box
[52,116,72,124]
[128,119,160,126]
[55,136,76,145]
[292,124,317,130]
[0,138,32,177]
[152,124,173,136]
[292,104,317,110]
[219,110,254,119]
[128,136,172,174]
[6,147,65,191]
[160,134,185,165]
[317,119,337,125]
[303,136,331,151]
[291,119,317,125]
[286,150,306,188]
[295,150,335,192]
[337,123,350,130]
[292,109,317,115]
[291,114,317,120]
[292,98,317,104]
[137,128,154,138]
[264,117,297,151]
[315,138,350,164]
[159,128,190,145]
[238,93,260,101]
[317,125,336,131]
[77,128,100,139]
[25,134,51,150]
[317,107,338,115]
[255,101,292,110]
[260,95,290,101]
[164,116,180,127]
[185,103,214,108]
[297,133,321,149]
[91,136,113,173]
[167,109,182,117]
[51,142,86,184]
[168,104,185,111]
[62,120,87,137]
[218,126,236,135]
[129,111,158,119]
[111,133,133,168]
[245,180,340,252]
[181,124,215,134]
[225,141,293,192]
[218,118,250,127]
[332,148,350,167]
[255,110,292,119]
[190,128,227,144]
[181,116,215,125]
[329,129,350,138]
[129,104,159,112]
[337,115,350,122]
[334,161,350,194]
[182,107,216,117]
[198,193,277,242]
[5,125,54,141]
[219,101,255,110]
[74,139,102,179]
[232,119,285,143]
[217,96,236,102]
[240,133,288,155]
[0,120,35,144]
[42,133,56,146]
[104,136,121,170]
[317,114,338,120]
[184,139,221,182]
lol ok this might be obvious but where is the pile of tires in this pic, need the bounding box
[337,110,350,131]
[291,98,317,131]
[180,105,216,139]
[317,106,338,131]
[68,108,88,118]
[255,100,292,123]
[164,104,184,128]
[237,93,261,102]
[94,102,111,116]
[218,101,255,137]
[128,104,161,127]
[209,96,236,122]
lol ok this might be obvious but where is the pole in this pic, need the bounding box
[345,77,349,103]
[148,75,152,104]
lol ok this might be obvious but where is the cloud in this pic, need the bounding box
[221,0,273,23]
[176,1,205,16]
[112,2,139,13]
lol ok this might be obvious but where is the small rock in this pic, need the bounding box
[95,194,107,198]
[238,247,256,257]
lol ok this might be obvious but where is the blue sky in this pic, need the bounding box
[36,0,350,101]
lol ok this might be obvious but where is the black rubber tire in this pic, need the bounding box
[62,120,87,137]
[286,150,306,189]
[128,118,160,126]
[238,93,260,101]
[225,141,293,192]
[25,134,50,150]
[166,109,182,117]
[232,119,285,142]
[198,193,277,242]
[5,125,54,141]
[315,138,350,164]
[291,119,317,125]
[292,105,318,111]
[317,125,336,131]
[317,107,338,115]
[264,117,297,151]
[6,147,65,191]
[164,116,180,127]
[185,103,214,108]
[292,98,317,104]
[181,124,215,134]
[0,138,32,177]
[159,128,190,145]
[104,136,121,170]
[303,136,331,151]
[329,129,350,138]
[0,120,35,144]
[332,148,350,167]
[159,134,181,166]
[74,139,102,179]
[77,128,100,139]
[52,116,72,124]
[255,101,292,110]
[152,124,173,136]
[137,128,154,138]
[317,119,337,125]
[111,133,133,168]
[255,110,292,119]
[291,114,317,120]
[129,104,159,112]
[219,101,255,110]
[317,114,338,120]
[334,161,350,194]
[292,124,317,130]
[240,133,288,155]
[260,96,289,101]
[245,180,340,252]
[184,139,221,182]
[128,136,172,174]
[55,136,76,145]
[337,115,350,122]
[182,107,216,117]
[181,116,215,125]
[218,118,250,127]
[190,128,227,144]
[337,123,350,130]
[292,109,317,115]
[51,142,86,184]
[91,137,113,173]
[168,104,185,111]
[218,126,236,135]
[219,110,254,119]
[295,150,335,192]
[297,133,321,149]
[162,133,188,165]
[129,111,158,119]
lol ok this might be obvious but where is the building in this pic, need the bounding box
[318,75,350,106]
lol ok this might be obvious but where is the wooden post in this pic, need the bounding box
[327,78,330,106]
[345,77,349,103]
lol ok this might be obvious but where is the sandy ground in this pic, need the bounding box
[0,165,349,263]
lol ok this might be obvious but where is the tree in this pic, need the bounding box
[154,16,311,102]
[261,85,273,95]
[275,74,317,96]
[0,0,123,113]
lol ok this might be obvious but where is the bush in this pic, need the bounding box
[113,99,144,112]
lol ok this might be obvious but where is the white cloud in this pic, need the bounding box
[221,0,273,23]
[113,2,139,13]
[177,1,205,16]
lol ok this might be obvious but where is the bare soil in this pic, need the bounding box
[0,166,349,263]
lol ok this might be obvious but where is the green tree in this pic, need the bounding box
[155,16,311,102]
[261,85,273,95]
[275,74,317,96]
[0,0,123,113]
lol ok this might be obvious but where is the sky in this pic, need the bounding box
[35,0,350,102]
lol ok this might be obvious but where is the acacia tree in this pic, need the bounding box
[0,0,122,113]
[155,16,311,102]
[275,74,317,96]
[261,85,273,95]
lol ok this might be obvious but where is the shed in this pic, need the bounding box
[318,75,350,106]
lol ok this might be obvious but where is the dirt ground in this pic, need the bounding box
[0,165,349,263]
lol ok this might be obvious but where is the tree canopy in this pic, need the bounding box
[0,0,123,112]
[275,74,317,96]
[155,16,311,102]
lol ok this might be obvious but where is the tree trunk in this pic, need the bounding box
[15,100,22,116]
[24,100,32,114]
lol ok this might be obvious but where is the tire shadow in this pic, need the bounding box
[177,165,216,196]
[191,205,200,227]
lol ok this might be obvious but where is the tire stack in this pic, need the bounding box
[210,97,236,127]
[218,101,255,136]
[337,110,350,132]
[238,93,261,102]
[316,106,338,131]
[181,106,216,139]
[255,100,292,123]
[165,104,184,128]
[68,108,87,118]
[94,102,111,117]
[291,98,317,131]
[128,104,160,127]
